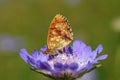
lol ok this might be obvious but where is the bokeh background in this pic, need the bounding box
[0,0,120,80]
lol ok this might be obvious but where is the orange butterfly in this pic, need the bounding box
[44,14,73,55]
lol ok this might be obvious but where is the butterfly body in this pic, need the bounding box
[44,14,73,55]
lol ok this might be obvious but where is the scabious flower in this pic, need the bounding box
[19,40,108,80]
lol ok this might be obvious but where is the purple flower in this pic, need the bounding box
[19,40,108,80]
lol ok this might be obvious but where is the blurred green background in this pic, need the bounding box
[0,0,120,80]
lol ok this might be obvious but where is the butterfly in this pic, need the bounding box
[44,14,73,55]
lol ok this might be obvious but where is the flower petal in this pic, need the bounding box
[95,44,103,54]
[54,62,63,71]
[40,46,47,52]
[63,46,73,54]
[36,61,51,71]
[73,40,86,51]
[69,62,78,71]
[63,64,69,69]
[20,48,30,63]
[89,51,97,61]
[32,50,38,58]
[27,56,36,66]
[37,46,49,62]
[80,46,92,60]
[94,54,108,63]
[89,45,103,62]
[38,52,48,62]
[73,40,86,58]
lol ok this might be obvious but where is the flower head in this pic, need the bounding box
[20,40,108,80]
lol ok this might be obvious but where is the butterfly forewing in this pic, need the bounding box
[45,14,73,54]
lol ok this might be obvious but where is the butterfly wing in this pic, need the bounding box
[47,14,73,51]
